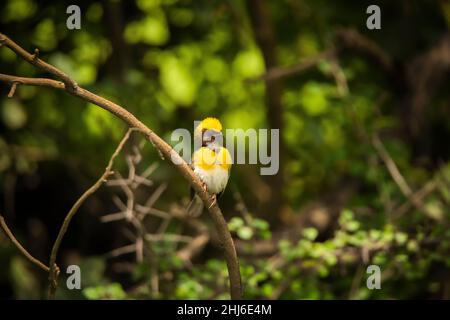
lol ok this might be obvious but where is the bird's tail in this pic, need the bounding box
[186,193,204,217]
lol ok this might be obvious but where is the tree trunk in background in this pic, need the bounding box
[102,0,130,81]
[247,0,285,225]
[102,0,138,150]
[402,33,450,165]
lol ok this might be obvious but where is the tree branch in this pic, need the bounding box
[0,34,77,91]
[0,213,50,272]
[47,128,136,299]
[0,74,65,90]
[247,49,336,82]
[0,33,241,300]
[248,28,396,84]
[335,28,394,75]
[372,134,412,197]
[371,134,438,219]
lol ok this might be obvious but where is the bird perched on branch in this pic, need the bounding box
[187,117,232,216]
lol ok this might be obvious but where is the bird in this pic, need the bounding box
[187,117,232,216]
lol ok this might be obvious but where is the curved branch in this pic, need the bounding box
[47,128,136,299]
[0,33,242,299]
[0,213,50,272]
[335,28,394,75]
[248,49,336,82]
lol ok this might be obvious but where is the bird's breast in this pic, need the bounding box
[194,166,229,194]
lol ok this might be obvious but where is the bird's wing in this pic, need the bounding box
[218,147,232,198]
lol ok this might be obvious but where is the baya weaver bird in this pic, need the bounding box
[187,117,232,216]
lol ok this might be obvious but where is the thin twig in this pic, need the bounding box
[335,28,394,75]
[372,134,412,197]
[176,233,210,264]
[107,243,138,258]
[393,180,437,219]
[47,128,136,299]
[100,211,126,223]
[7,82,17,97]
[144,183,168,209]
[144,233,193,243]
[371,134,439,219]
[248,49,336,82]
[0,214,50,272]
[348,265,364,300]
[135,205,170,219]
[328,55,349,97]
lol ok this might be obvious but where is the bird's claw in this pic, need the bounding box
[208,194,217,209]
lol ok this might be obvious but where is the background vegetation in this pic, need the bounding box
[1,0,450,299]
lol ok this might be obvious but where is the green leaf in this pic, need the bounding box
[2,0,37,22]
[232,48,265,78]
[1,99,27,129]
[395,232,408,245]
[125,12,169,46]
[237,226,254,240]
[159,55,197,106]
[83,283,126,300]
[251,218,269,231]
[299,82,330,116]
[228,217,244,231]
[302,227,319,241]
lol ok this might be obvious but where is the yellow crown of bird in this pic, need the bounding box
[194,117,223,140]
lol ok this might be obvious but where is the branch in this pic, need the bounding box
[249,28,395,84]
[48,128,136,299]
[0,35,77,91]
[372,134,438,219]
[0,33,241,299]
[335,28,394,75]
[371,134,412,197]
[176,233,210,264]
[0,74,65,90]
[247,49,336,82]
[393,180,437,220]
[403,33,450,139]
[0,213,50,272]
